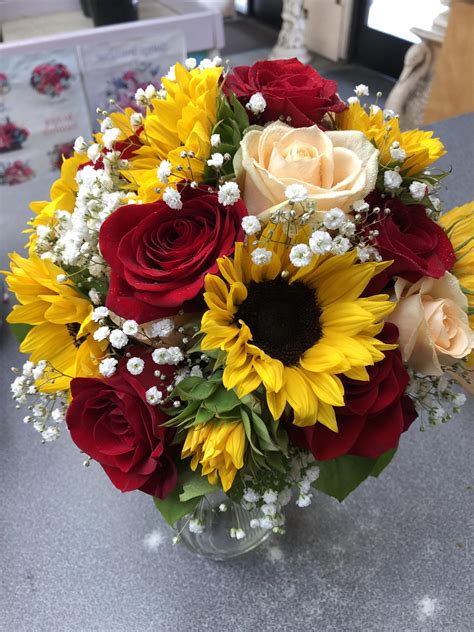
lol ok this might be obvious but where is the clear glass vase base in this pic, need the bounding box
[174,491,271,561]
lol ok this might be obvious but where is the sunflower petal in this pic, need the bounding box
[253,356,284,392]
[309,372,345,406]
[267,388,287,420]
[316,401,339,432]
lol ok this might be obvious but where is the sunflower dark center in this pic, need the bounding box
[235,278,322,366]
[66,322,87,349]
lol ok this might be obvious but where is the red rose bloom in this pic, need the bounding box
[225,58,346,127]
[100,186,246,322]
[365,193,455,293]
[288,324,417,460]
[66,350,177,499]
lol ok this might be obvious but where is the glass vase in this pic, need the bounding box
[174,490,271,560]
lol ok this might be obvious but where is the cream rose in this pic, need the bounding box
[388,273,474,376]
[235,121,379,218]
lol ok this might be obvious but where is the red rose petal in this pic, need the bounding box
[66,351,178,498]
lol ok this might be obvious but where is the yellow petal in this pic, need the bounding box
[321,302,375,335]
[308,372,345,406]
[316,401,339,432]
[253,356,284,392]
[267,388,287,420]
[300,341,350,373]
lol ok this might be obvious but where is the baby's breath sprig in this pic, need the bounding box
[10,361,68,442]
[408,367,469,431]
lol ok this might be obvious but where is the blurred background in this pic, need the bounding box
[0,0,472,204]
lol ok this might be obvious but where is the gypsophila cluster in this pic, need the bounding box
[10,361,67,442]
[175,448,321,541]
[35,163,129,278]
[408,367,469,430]
[239,449,320,535]
[246,92,267,115]
[254,200,382,267]
[218,181,240,206]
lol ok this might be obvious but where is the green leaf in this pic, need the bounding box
[369,448,396,477]
[164,400,200,426]
[154,464,216,525]
[215,406,242,420]
[251,411,278,451]
[194,405,215,426]
[9,323,33,344]
[153,490,200,526]
[186,337,202,355]
[229,92,250,131]
[264,450,287,474]
[268,420,289,456]
[250,450,267,469]
[212,349,227,372]
[175,377,219,401]
[203,386,240,413]
[313,448,398,502]
[241,408,264,456]
[179,470,215,502]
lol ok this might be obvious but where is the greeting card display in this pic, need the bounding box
[78,31,185,125]
[0,48,91,185]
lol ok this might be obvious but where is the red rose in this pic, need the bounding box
[100,186,246,323]
[225,58,346,127]
[66,350,177,499]
[288,324,417,460]
[365,193,455,293]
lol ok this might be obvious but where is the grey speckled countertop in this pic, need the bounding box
[1,114,473,632]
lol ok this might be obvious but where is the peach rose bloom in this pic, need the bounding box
[235,121,379,218]
[388,273,474,376]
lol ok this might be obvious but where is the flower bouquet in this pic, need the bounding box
[0,118,29,153]
[30,62,72,98]
[0,159,35,186]
[6,58,473,559]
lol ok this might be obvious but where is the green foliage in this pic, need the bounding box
[313,448,397,501]
[179,470,215,502]
[166,371,289,474]
[240,407,288,473]
[153,488,200,526]
[369,448,397,477]
[166,373,241,429]
[375,165,450,213]
[153,463,215,526]
[174,376,220,401]
[9,323,33,344]
[204,91,249,181]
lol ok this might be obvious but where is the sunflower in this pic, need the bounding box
[201,224,395,429]
[123,63,222,202]
[438,200,474,367]
[5,254,107,392]
[182,420,246,491]
[27,151,88,252]
[438,201,474,318]
[335,101,445,176]
[95,107,139,144]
